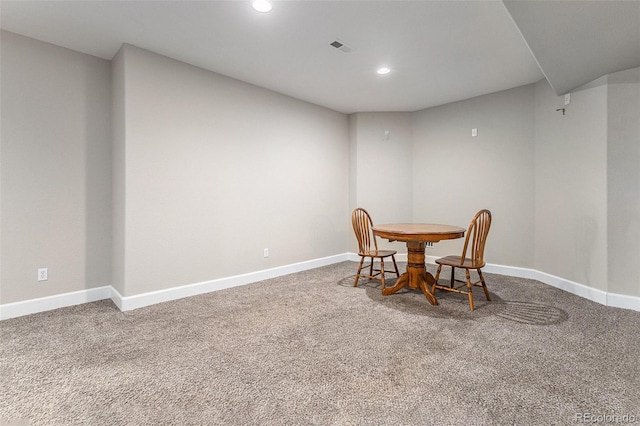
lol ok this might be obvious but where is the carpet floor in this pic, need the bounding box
[1,261,639,425]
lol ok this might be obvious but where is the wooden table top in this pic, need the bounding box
[372,223,465,243]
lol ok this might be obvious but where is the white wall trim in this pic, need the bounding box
[533,269,608,305]
[607,292,640,311]
[114,253,350,311]
[1,254,351,319]
[369,254,635,310]
[2,253,638,320]
[0,286,111,320]
[427,257,623,308]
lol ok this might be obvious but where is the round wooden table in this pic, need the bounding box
[372,223,465,305]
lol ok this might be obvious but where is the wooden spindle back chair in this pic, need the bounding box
[351,208,400,290]
[432,209,492,311]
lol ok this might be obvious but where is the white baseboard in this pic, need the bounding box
[356,254,639,311]
[532,269,608,305]
[606,292,640,311]
[1,254,351,319]
[434,258,639,310]
[0,286,111,320]
[114,253,350,311]
[2,252,638,320]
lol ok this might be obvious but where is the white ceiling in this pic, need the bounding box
[503,0,640,96]
[1,1,638,114]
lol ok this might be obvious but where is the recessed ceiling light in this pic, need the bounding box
[252,0,272,13]
[377,67,391,75]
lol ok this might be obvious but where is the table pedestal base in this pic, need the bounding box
[381,241,438,305]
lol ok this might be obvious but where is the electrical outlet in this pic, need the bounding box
[425,242,434,248]
[263,248,269,258]
[38,268,48,281]
[471,128,478,137]
[564,93,571,105]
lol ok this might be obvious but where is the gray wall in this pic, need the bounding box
[534,79,608,290]
[111,45,126,296]
[0,31,112,304]
[2,31,638,308]
[607,68,640,297]
[411,85,536,266]
[113,45,349,297]
[348,112,413,253]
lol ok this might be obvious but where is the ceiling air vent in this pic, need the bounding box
[330,40,352,53]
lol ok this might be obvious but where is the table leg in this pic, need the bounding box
[381,272,409,295]
[381,241,438,306]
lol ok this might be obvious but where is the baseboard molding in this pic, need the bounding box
[114,253,350,311]
[437,258,640,310]
[606,291,640,311]
[0,253,351,319]
[0,286,111,321]
[355,253,639,311]
[2,253,638,320]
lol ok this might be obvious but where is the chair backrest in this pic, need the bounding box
[352,208,378,255]
[460,209,492,267]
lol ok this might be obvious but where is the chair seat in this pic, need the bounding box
[435,255,485,269]
[360,249,397,258]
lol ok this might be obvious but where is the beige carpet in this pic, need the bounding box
[1,261,639,425]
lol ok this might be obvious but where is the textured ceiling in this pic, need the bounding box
[1,1,638,114]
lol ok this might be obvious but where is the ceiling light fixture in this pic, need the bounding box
[252,0,272,13]
[377,67,391,75]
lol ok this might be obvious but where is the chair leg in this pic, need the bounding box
[466,269,475,311]
[433,264,443,294]
[354,256,365,287]
[478,269,491,301]
[450,267,456,288]
[391,255,400,277]
[380,258,386,290]
[369,260,374,278]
